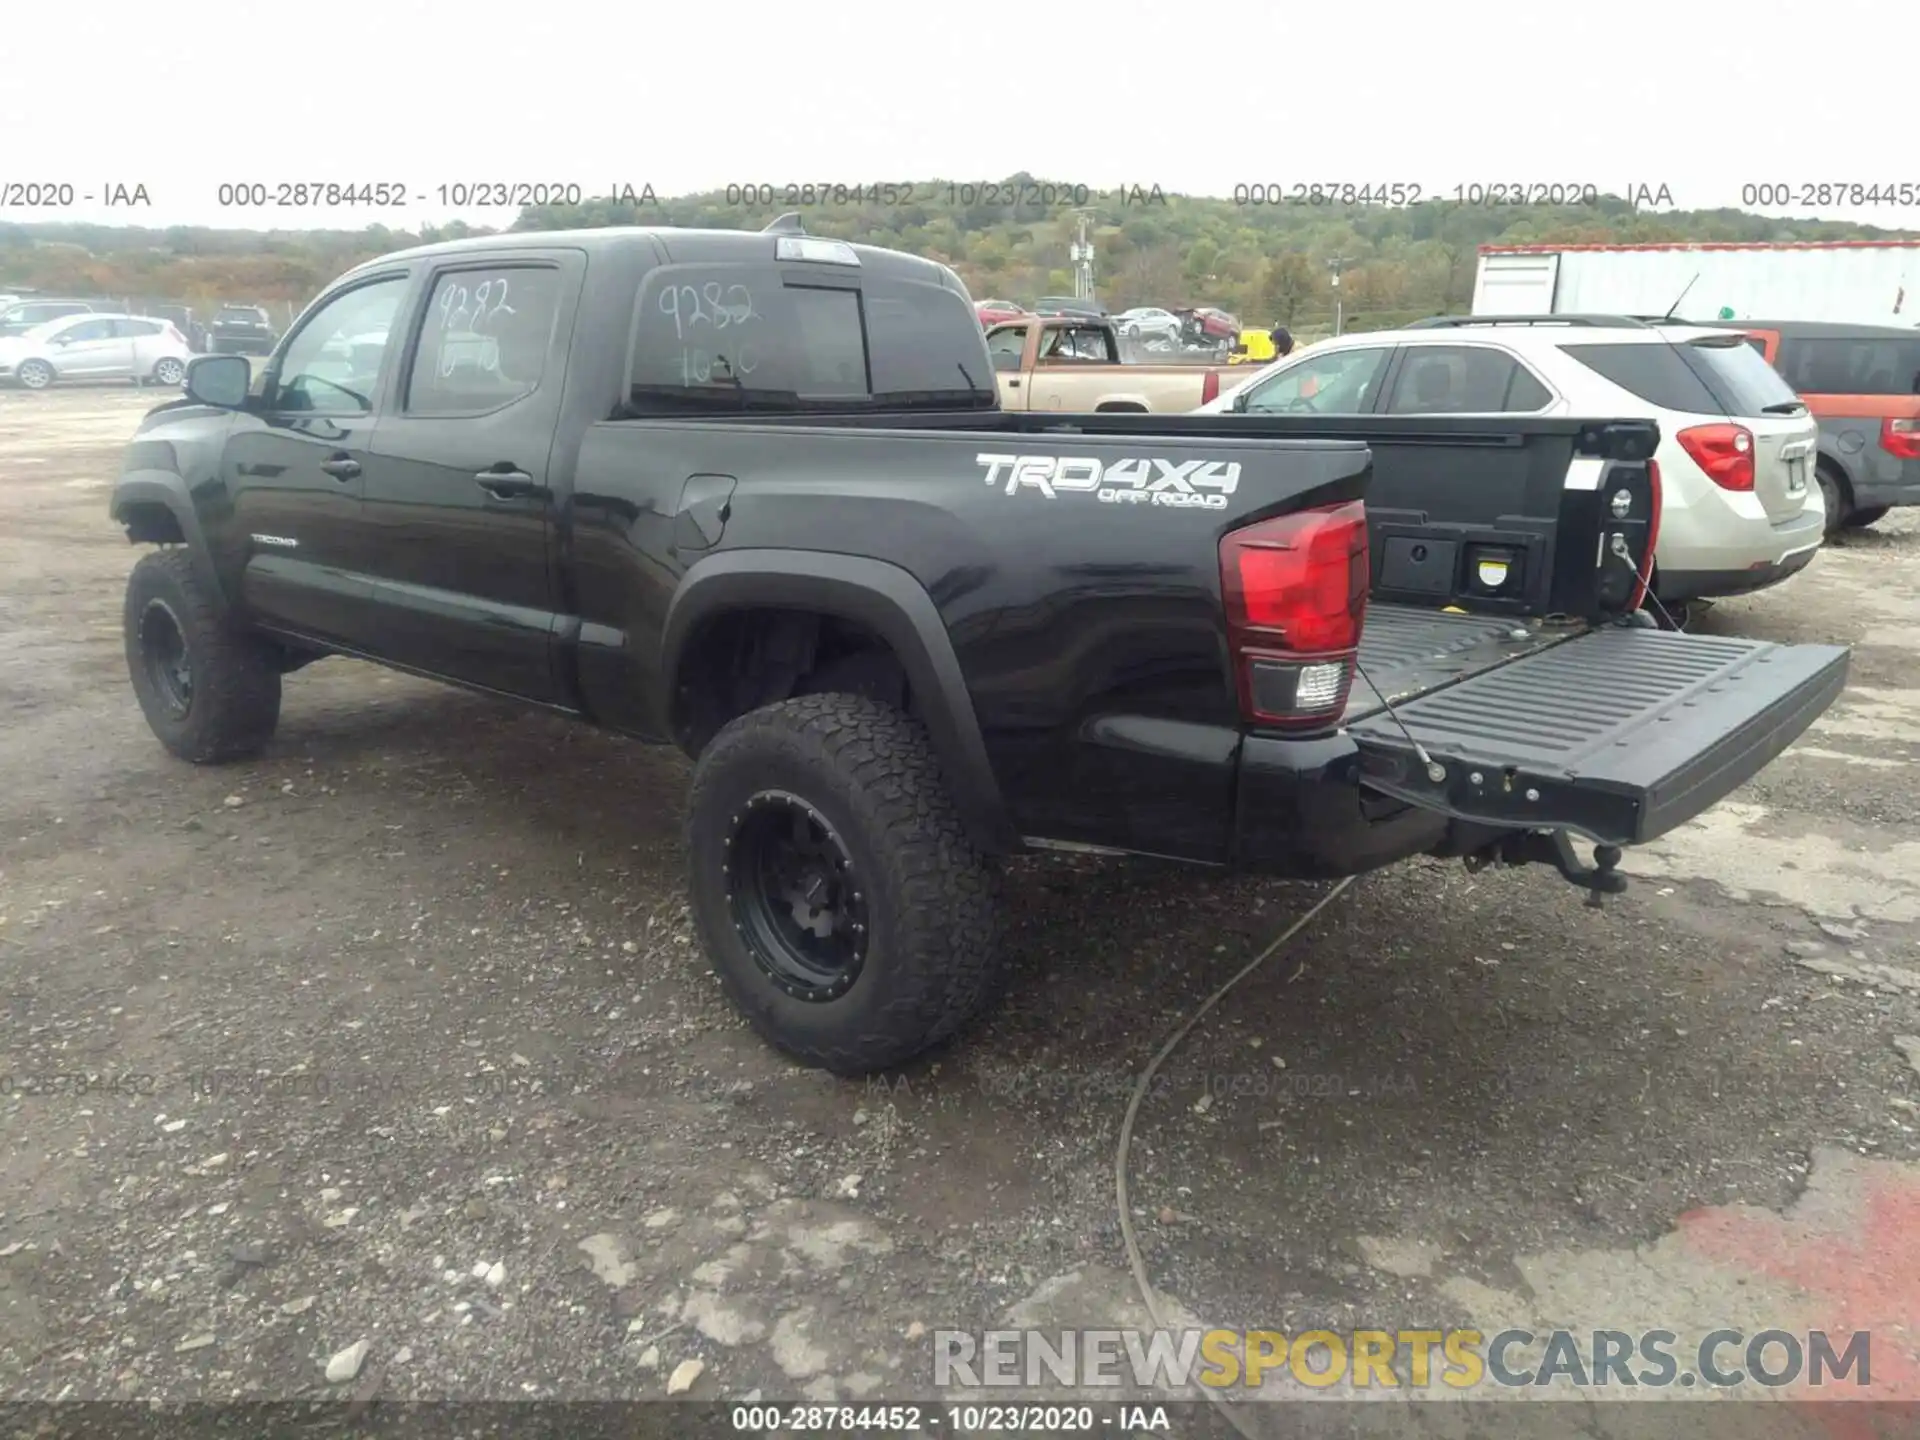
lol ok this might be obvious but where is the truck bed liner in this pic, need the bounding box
[1346,619,1849,845]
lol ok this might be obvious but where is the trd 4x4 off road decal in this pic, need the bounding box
[976,453,1242,509]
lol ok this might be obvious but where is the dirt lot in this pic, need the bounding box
[2,385,1918,1431]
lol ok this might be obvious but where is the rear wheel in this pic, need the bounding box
[1843,505,1890,529]
[686,694,1005,1074]
[1816,464,1849,536]
[124,549,281,762]
[152,356,186,387]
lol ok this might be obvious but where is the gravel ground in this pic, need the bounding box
[2,385,1917,1435]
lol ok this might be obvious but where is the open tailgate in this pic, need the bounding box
[1347,622,1848,847]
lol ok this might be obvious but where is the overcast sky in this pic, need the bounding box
[10,0,1917,232]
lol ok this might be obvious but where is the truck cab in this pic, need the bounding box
[984,314,1232,412]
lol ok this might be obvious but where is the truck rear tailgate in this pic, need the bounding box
[1345,610,1848,847]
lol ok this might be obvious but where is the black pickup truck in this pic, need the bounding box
[110,220,1849,1073]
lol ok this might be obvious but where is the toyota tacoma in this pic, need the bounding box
[110,218,1848,1073]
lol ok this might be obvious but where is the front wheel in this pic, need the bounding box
[124,550,282,762]
[1843,505,1890,529]
[686,694,1005,1074]
[16,359,54,390]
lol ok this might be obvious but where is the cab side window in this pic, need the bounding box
[405,266,563,415]
[1244,346,1392,414]
[270,276,409,415]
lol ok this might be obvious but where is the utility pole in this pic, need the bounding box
[1326,256,1353,336]
[1069,210,1097,303]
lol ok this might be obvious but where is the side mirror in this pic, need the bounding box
[185,353,252,408]
[1229,391,1249,413]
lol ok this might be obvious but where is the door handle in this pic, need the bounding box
[320,455,360,481]
[475,468,542,500]
[1008,379,1021,388]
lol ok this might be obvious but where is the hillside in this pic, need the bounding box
[4,176,1914,330]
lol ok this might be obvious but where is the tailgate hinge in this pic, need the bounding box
[1465,830,1627,908]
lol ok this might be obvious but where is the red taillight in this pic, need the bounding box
[1220,500,1369,728]
[1883,417,1920,461]
[1676,423,1755,491]
[1200,369,1221,406]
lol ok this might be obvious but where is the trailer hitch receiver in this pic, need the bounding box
[1463,829,1627,907]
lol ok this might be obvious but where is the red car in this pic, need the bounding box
[1191,307,1240,340]
[975,298,1028,327]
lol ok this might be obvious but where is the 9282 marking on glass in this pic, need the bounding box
[436,277,515,378]
[658,282,761,385]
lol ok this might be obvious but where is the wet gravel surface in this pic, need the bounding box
[2,387,1917,1436]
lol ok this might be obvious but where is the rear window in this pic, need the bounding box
[1778,335,1920,397]
[625,264,995,414]
[1562,342,1722,413]
[1679,337,1804,414]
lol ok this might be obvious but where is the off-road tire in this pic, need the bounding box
[686,694,1005,1074]
[124,549,281,762]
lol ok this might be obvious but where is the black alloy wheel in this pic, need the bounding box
[139,597,194,717]
[725,790,870,1002]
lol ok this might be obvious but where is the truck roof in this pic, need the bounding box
[347,225,958,289]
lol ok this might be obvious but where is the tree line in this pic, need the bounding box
[3,176,1910,331]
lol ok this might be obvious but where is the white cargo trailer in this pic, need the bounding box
[1472,242,1920,326]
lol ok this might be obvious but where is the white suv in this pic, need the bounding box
[1199,316,1826,621]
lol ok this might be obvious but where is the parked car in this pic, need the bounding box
[984,314,1240,411]
[0,297,99,339]
[0,312,194,390]
[1177,307,1240,344]
[150,305,205,354]
[208,305,278,356]
[1200,314,1826,626]
[108,222,1845,1073]
[974,298,1027,327]
[1112,307,1184,344]
[1730,321,1920,533]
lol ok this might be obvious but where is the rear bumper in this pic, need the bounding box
[1233,732,1451,877]
[1849,454,1920,509]
[1657,541,1819,602]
